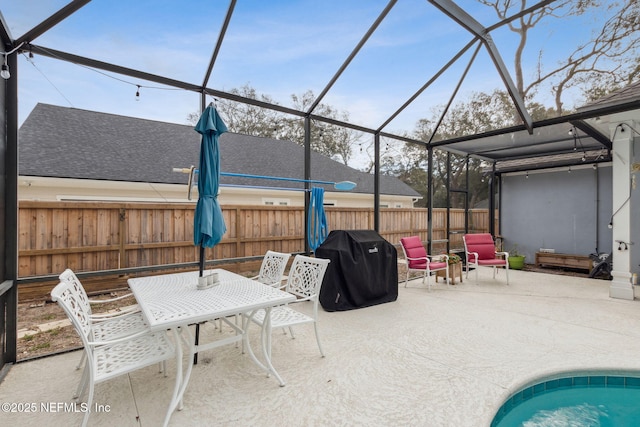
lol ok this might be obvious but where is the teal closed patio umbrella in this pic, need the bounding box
[194,103,228,276]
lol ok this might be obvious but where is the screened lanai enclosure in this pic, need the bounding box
[2,1,639,368]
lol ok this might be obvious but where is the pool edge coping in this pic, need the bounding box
[487,367,640,427]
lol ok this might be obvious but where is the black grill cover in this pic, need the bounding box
[316,230,398,311]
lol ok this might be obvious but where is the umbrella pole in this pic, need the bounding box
[199,245,205,276]
[194,244,206,364]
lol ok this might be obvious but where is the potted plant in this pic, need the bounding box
[446,253,462,265]
[435,253,464,285]
[508,246,526,270]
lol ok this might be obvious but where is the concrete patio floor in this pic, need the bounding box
[2,267,640,426]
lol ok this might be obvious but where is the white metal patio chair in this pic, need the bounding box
[234,251,292,350]
[251,250,291,288]
[60,269,148,372]
[52,271,180,427]
[221,251,292,335]
[248,254,330,365]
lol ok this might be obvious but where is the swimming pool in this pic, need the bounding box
[491,373,640,427]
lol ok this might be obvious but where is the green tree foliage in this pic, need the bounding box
[394,90,516,208]
[286,91,362,165]
[188,85,359,166]
[187,85,283,139]
[379,88,565,208]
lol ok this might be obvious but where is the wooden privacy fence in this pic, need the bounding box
[18,201,496,279]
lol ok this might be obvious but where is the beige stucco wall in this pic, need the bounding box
[18,176,418,208]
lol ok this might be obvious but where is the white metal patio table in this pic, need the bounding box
[128,269,296,425]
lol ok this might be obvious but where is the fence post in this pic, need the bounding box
[118,208,126,269]
[235,207,241,258]
[369,209,374,230]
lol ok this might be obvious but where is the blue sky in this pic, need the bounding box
[1,0,616,137]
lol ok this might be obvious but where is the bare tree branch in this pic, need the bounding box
[479,0,639,114]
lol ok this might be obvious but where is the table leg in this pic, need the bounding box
[243,308,287,386]
[193,323,200,364]
[260,307,286,387]
[163,327,187,427]
[178,327,196,411]
[243,311,270,372]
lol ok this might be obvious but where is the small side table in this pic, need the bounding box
[435,262,463,285]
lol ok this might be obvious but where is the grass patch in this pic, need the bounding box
[32,342,51,350]
[48,327,62,336]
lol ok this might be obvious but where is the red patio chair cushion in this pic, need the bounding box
[465,233,498,262]
[400,236,427,269]
[478,259,506,266]
[428,261,447,270]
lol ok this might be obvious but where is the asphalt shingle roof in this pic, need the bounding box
[19,103,420,197]
[578,79,640,111]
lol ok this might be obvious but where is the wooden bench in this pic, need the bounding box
[535,252,592,273]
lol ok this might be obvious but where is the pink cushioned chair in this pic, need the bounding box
[400,236,449,290]
[462,233,509,285]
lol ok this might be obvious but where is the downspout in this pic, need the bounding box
[497,172,502,238]
[446,151,451,253]
[489,162,496,237]
[464,155,469,234]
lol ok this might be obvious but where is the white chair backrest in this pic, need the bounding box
[285,255,330,301]
[51,270,94,347]
[257,251,291,286]
[61,268,95,316]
